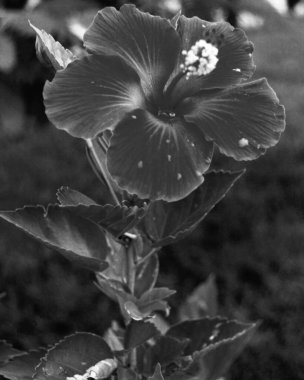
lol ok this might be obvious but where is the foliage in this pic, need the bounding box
[0,2,287,380]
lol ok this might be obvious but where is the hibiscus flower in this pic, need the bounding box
[43,5,285,202]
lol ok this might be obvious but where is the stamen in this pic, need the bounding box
[180,38,219,79]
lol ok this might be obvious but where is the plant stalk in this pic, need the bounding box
[86,138,120,206]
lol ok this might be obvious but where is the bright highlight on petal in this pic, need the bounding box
[180,39,219,79]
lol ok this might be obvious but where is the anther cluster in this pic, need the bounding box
[180,39,219,79]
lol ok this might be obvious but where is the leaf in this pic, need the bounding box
[0,341,24,363]
[174,321,257,380]
[124,320,160,350]
[134,254,159,298]
[117,367,138,380]
[124,301,153,321]
[148,364,164,380]
[57,187,147,237]
[179,274,218,320]
[0,205,108,272]
[138,288,175,315]
[56,187,97,207]
[166,317,256,357]
[29,22,75,71]
[141,170,244,247]
[34,333,113,380]
[143,336,188,375]
[0,349,45,380]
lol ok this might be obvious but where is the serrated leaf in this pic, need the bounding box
[179,274,218,320]
[124,320,160,350]
[0,341,24,363]
[173,321,257,380]
[56,187,97,207]
[141,170,244,247]
[29,22,75,70]
[0,205,108,272]
[166,317,255,357]
[34,333,113,380]
[0,349,45,380]
[56,187,147,237]
[148,364,164,380]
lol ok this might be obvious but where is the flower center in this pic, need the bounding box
[158,110,176,119]
[180,39,219,80]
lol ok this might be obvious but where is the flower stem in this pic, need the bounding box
[86,138,120,206]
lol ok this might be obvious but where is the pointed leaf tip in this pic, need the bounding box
[149,364,164,380]
[29,21,75,71]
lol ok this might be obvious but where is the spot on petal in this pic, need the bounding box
[166,139,170,144]
[233,68,241,72]
[238,138,249,147]
[131,115,137,119]
[137,160,143,168]
[167,154,172,162]
[177,173,182,180]
[195,170,202,177]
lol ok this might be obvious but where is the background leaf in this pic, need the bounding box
[167,317,256,356]
[34,333,113,380]
[181,321,257,380]
[179,274,218,320]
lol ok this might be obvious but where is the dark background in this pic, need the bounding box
[0,0,304,379]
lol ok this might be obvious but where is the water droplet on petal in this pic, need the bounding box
[167,155,172,162]
[90,81,95,84]
[209,328,220,341]
[169,112,176,117]
[137,161,143,168]
[166,139,170,144]
[196,170,202,177]
[177,173,182,180]
[131,115,137,119]
[233,68,241,72]
[238,138,249,147]
[191,142,195,147]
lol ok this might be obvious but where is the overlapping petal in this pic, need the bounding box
[183,78,285,160]
[44,54,145,139]
[107,109,214,202]
[84,4,181,101]
[168,15,255,102]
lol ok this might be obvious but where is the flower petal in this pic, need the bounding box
[44,55,145,139]
[84,5,181,100]
[107,109,214,202]
[183,78,285,161]
[168,16,255,101]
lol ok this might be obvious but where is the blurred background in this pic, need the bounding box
[0,0,303,379]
